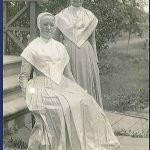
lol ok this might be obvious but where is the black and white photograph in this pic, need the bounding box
[3,0,149,150]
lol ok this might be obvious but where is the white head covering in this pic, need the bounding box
[37,12,55,30]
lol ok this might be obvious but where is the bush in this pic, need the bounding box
[113,88,148,112]
[114,128,148,138]
[3,126,28,149]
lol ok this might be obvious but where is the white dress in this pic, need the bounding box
[55,6,103,107]
[19,37,120,150]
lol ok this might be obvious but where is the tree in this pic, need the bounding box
[121,0,147,44]
[85,0,125,51]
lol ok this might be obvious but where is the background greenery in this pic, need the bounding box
[6,0,149,113]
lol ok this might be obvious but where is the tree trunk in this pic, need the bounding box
[128,27,132,45]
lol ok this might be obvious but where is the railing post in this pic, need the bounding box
[3,2,7,55]
[30,1,36,41]
[30,1,37,127]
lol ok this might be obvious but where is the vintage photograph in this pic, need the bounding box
[3,0,149,149]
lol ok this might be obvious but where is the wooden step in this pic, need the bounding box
[4,90,23,103]
[3,95,28,122]
[3,96,29,139]
[3,55,22,77]
[3,55,29,135]
[3,75,22,103]
[3,75,20,93]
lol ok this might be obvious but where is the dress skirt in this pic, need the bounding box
[26,74,120,150]
[62,37,103,107]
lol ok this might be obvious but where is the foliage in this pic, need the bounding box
[100,36,149,112]
[112,88,148,112]
[4,137,28,149]
[3,126,28,149]
[114,128,148,138]
[83,0,125,52]
[121,0,148,44]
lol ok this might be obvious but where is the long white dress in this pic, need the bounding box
[55,6,103,107]
[19,37,120,150]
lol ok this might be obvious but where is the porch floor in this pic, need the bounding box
[4,111,149,150]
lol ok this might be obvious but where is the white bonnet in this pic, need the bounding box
[37,12,55,30]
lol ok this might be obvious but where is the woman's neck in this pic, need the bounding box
[70,5,82,12]
[39,36,52,43]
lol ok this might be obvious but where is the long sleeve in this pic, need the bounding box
[63,63,76,82]
[88,30,99,63]
[19,58,32,98]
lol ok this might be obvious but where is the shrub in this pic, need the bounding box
[114,128,148,138]
[113,88,148,112]
[3,126,28,149]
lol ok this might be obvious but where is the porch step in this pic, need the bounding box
[3,75,20,93]
[3,55,22,77]
[3,55,29,136]
[3,95,28,122]
[3,75,21,103]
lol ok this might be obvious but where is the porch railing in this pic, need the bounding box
[3,0,48,55]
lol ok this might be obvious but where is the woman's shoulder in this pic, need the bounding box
[26,37,40,49]
[83,7,96,17]
[61,7,69,13]
[21,37,39,55]
[55,7,68,17]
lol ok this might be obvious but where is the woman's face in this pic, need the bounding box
[70,0,84,7]
[40,15,55,39]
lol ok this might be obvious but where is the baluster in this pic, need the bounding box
[3,2,7,55]
[30,1,36,41]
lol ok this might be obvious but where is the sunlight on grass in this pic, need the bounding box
[100,37,149,112]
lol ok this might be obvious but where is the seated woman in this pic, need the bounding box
[19,12,120,150]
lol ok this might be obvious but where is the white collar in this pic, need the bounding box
[39,36,52,43]
[21,37,69,84]
[69,5,82,12]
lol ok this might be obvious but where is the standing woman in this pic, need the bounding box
[19,12,120,150]
[55,0,103,107]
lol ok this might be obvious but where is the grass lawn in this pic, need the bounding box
[99,36,149,112]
